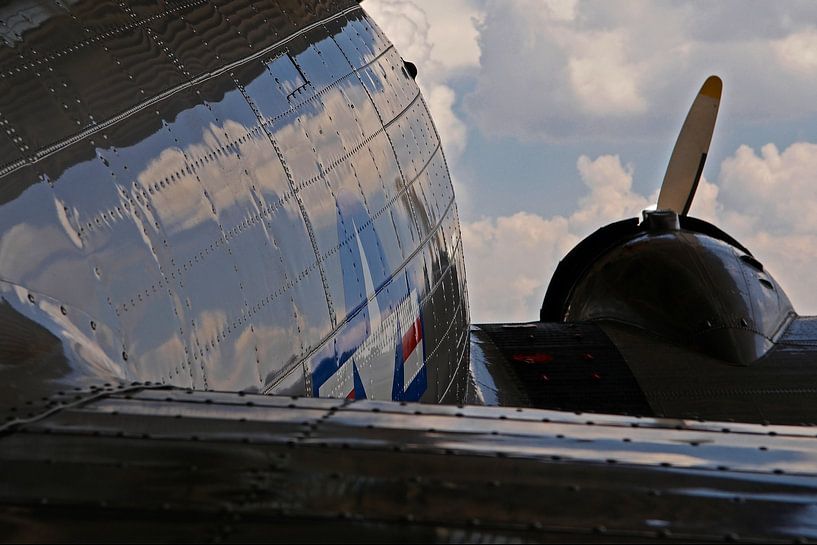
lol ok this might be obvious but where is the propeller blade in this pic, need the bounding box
[657,75,722,216]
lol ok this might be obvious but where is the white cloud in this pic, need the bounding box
[410,0,482,73]
[541,0,579,22]
[773,28,817,74]
[463,212,576,322]
[464,143,817,322]
[718,142,817,233]
[424,84,466,159]
[364,1,432,69]
[714,142,817,310]
[465,1,817,142]
[566,30,647,116]
[570,154,650,235]
[364,0,477,163]
[464,153,649,322]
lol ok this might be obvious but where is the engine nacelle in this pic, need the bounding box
[541,211,794,364]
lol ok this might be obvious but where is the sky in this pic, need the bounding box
[364,0,817,323]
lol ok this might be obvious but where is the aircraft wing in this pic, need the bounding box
[473,317,817,425]
[3,386,817,542]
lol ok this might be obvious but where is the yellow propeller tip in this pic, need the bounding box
[700,75,722,99]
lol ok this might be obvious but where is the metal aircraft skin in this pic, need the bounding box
[2,0,817,542]
[0,0,469,414]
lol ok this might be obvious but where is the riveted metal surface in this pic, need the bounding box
[476,322,651,415]
[474,317,817,425]
[564,226,794,364]
[467,325,530,406]
[2,388,817,542]
[600,319,817,425]
[0,0,470,416]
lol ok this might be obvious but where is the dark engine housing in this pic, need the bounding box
[541,213,794,364]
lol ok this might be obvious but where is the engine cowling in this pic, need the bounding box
[541,211,794,364]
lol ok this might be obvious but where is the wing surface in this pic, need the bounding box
[475,318,817,425]
[2,386,817,542]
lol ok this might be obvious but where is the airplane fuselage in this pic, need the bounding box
[0,0,469,411]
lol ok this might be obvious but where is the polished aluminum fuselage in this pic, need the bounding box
[0,0,469,409]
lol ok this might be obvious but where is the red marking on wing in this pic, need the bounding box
[402,317,422,362]
[346,389,355,400]
[512,353,553,364]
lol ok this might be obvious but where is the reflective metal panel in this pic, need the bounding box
[4,388,817,542]
[0,0,469,410]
